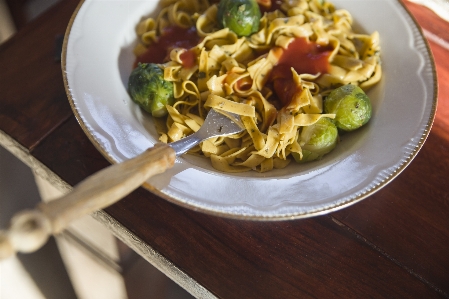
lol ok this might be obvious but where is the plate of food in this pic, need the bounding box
[62,0,436,219]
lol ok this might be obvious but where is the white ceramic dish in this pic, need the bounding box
[62,0,437,220]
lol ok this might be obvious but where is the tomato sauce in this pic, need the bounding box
[269,37,333,107]
[276,37,332,76]
[235,76,253,92]
[259,0,284,14]
[134,25,201,68]
[180,50,197,68]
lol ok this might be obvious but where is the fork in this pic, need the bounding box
[0,109,244,259]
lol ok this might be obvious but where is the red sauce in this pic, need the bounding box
[269,37,333,107]
[272,76,299,107]
[179,49,196,69]
[235,76,253,92]
[259,0,284,13]
[134,26,201,67]
[276,37,332,75]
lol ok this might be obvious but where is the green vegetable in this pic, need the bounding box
[292,117,338,163]
[217,0,261,37]
[128,63,174,117]
[324,84,372,131]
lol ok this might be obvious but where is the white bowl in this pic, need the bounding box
[62,0,437,220]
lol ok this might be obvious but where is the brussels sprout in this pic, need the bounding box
[217,0,261,37]
[128,63,174,117]
[292,117,338,163]
[324,84,372,131]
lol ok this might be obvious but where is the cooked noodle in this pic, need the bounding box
[133,0,381,172]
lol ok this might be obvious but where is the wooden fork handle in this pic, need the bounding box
[0,143,175,260]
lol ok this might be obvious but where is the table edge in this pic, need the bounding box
[0,129,216,299]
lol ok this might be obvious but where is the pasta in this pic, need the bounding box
[132,0,381,173]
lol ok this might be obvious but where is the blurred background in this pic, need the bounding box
[0,0,194,298]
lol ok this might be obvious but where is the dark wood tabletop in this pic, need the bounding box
[1,0,448,298]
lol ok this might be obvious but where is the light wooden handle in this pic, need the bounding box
[0,143,175,260]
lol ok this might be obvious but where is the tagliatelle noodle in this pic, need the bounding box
[134,0,382,173]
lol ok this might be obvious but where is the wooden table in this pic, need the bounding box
[1,0,448,298]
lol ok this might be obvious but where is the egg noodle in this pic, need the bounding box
[133,0,381,172]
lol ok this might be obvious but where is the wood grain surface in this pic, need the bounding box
[1,0,448,298]
[0,0,75,150]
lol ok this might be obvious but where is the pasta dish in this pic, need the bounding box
[129,0,381,172]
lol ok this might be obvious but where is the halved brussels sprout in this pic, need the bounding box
[217,0,261,37]
[292,117,339,163]
[128,63,174,117]
[324,84,372,131]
